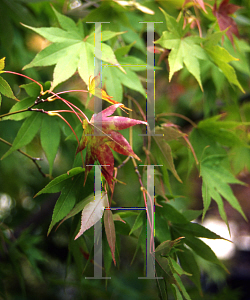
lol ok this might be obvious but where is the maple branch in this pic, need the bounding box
[0,108,29,119]
[0,137,47,178]
[110,157,131,201]
[117,156,131,169]
[55,89,88,95]
[0,94,48,119]
[156,113,197,128]
[125,94,147,122]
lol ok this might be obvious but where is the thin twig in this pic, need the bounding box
[0,95,46,119]
[156,112,197,128]
[0,137,47,177]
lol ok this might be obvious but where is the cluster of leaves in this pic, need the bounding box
[0,0,250,299]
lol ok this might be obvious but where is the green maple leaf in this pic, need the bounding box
[155,8,208,90]
[204,32,244,92]
[200,155,247,226]
[190,115,248,160]
[76,104,147,190]
[103,46,147,102]
[22,7,125,90]
[0,57,18,100]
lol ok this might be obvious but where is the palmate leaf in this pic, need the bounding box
[200,155,247,225]
[22,7,125,90]
[103,65,146,103]
[155,9,207,90]
[102,48,148,103]
[213,0,241,46]
[77,104,147,190]
[156,9,243,92]
[190,115,249,160]
[204,32,244,92]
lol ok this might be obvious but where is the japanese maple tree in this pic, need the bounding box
[0,1,249,299]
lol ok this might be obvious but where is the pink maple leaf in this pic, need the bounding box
[76,104,147,190]
[184,0,207,13]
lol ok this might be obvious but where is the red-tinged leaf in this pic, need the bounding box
[77,104,147,190]
[74,192,107,239]
[104,209,116,265]
[93,144,114,188]
[90,104,147,132]
[184,0,207,13]
[108,131,140,160]
[194,0,206,12]
[213,0,241,46]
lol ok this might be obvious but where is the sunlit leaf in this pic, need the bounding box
[75,192,108,239]
[155,9,207,90]
[0,57,5,72]
[22,7,124,89]
[0,76,18,100]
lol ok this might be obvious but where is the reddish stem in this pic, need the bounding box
[48,91,89,123]
[4,71,44,92]
[56,89,88,95]
[49,112,84,165]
